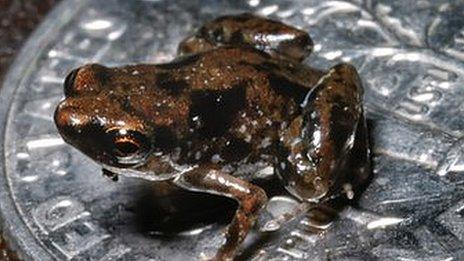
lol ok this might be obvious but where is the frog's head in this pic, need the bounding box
[54,64,159,169]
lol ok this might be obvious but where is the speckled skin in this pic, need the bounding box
[54,13,370,261]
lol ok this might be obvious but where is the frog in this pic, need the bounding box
[54,13,370,261]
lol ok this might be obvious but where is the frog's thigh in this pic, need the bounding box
[279,63,366,202]
[178,13,313,62]
[173,167,267,260]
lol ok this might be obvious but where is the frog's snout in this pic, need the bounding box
[54,101,111,165]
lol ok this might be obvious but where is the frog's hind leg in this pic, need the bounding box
[178,13,313,62]
[265,64,369,232]
[173,166,267,260]
[277,63,370,204]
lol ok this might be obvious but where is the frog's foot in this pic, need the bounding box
[173,166,268,261]
[102,168,118,181]
[178,13,313,62]
[261,202,311,232]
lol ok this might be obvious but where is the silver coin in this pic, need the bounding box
[1,0,464,260]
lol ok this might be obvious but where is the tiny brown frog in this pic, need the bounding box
[54,13,370,260]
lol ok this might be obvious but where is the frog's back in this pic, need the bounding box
[159,46,323,167]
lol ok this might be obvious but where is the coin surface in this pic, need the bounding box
[1,0,464,260]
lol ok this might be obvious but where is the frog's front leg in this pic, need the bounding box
[173,166,267,261]
[178,13,313,62]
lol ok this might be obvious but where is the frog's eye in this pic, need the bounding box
[108,129,150,165]
[114,136,141,157]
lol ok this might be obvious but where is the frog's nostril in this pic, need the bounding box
[54,104,74,129]
[54,103,87,131]
[64,68,80,97]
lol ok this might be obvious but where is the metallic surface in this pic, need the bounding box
[0,0,60,258]
[0,0,59,85]
[1,0,464,260]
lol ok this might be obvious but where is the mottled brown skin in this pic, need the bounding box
[54,13,370,261]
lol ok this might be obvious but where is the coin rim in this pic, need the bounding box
[0,0,88,260]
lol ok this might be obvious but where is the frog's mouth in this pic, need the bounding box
[102,157,195,182]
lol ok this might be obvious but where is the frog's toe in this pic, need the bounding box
[102,169,119,182]
[260,202,311,232]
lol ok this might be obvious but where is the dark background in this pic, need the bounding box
[0,0,59,259]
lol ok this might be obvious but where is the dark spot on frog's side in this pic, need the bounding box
[221,137,252,162]
[267,73,310,104]
[153,126,177,150]
[156,73,188,95]
[241,62,308,103]
[189,84,247,138]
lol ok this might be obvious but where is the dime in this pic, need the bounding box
[1,0,464,260]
